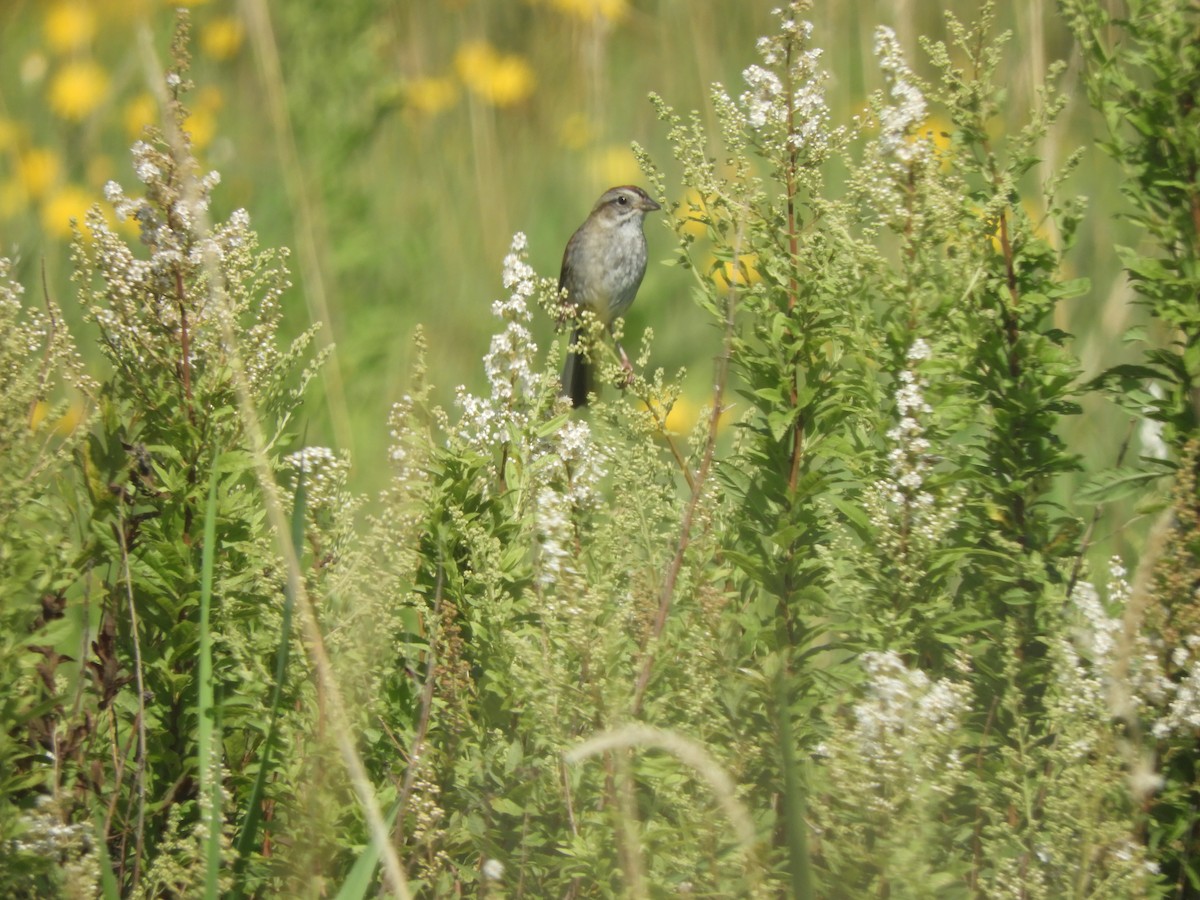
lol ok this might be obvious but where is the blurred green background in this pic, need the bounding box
[0,0,1140,527]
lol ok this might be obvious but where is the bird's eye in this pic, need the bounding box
[616,195,628,205]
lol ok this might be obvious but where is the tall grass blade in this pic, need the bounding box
[198,458,221,899]
[333,801,402,900]
[231,464,305,893]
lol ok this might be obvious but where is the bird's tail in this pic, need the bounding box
[560,327,591,408]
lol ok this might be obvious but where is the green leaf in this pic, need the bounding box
[333,801,402,900]
[1076,466,1166,504]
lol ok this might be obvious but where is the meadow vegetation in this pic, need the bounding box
[2,0,1199,897]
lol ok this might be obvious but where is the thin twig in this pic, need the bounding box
[115,517,149,891]
[632,382,697,492]
[30,259,61,424]
[630,242,738,717]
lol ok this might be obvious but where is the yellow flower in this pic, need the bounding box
[915,115,954,155]
[184,107,216,150]
[678,189,712,239]
[558,113,594,150]
[543,0,628,24]
[455,40,535,107]
[641,396,733,437]
[201,16,244,61]
[482,55,535,106]
[587,145,640,189]
[29,400,48,430]
[454,40,498,85]
[171,87,223,150]
[124,92,158,139]
[54,401,87,436]
[44,2,97,54]
[48,59,110,121]
[711,252,762,288]
[17,148,62,200]
[31,399,87,435]
[41,184,94,239]
[406,76,458,116]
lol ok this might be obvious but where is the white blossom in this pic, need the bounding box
[874,26,929,166]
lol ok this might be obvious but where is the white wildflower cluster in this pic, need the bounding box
[883,338,935,507]
[1068,575,1123,670]
[8,798,100,891]
[1151,660,1200,738]
[83,131,288,396]
[453,233,540,449]
[873,26,929,167]
[1064,558,1200,743]
[284,445,350,509]
[546,419,604,508]
[106,141,221,255]
[832,650,969,815]
[388,394,417,468]
[858,340,960,586]
[534,485,572,590]
[1138,555,1200,737]
[0,259,67,372]
[1053,580,1118,732]
[725,4,832,161]
[494,232,535,320]
[482,858,505,881]
[531,418,606,593]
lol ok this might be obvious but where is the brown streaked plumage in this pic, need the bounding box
[558,185,660,408]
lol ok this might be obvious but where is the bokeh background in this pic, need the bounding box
[0,0,1139,521]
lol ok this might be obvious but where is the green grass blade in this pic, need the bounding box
[198,458,221,900]
[231,464,305,893]
[94,821,121,900]
[333,801,402,900]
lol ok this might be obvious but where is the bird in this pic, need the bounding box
[558,185,660,408]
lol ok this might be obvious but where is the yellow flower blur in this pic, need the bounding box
[44,2,97,54]
[185,108,216,150]
[182,87,223,150]
[30,400,86,435]
[201,16,244,61]
[455,40,535,108]
[41,184,94,239]
[541,0,628,24]
[558,113,594,150]
[678,189,711,239]
[124,92,158,139]
[588,145,641,189]
[48,59,110,121]
[17,148,62,200]
[406,76,458,116]
[712,252,763,289]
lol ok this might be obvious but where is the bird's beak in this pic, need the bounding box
[641,195,661,212]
